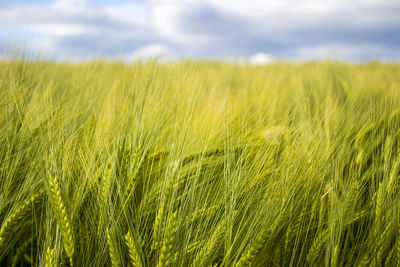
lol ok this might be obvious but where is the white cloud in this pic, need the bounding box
[33,24,98,36]
[0,2,149,30]
[150,0,400,37]
[126,44,169,61]
[0,0,400,61]
[150,1,214,43]
[53,0,88,8]
[293,44,400,62]
[0,1,157,59]
[248,53,276,65]
[103,4,149,26]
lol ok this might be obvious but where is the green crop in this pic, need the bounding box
[1,59,400,266]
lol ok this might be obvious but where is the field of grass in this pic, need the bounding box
[1,59,400,266]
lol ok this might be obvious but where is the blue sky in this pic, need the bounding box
[1,0,400,62]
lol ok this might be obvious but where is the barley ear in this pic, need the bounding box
[121,148,149,213]
[11,235,35,267]
[307,228,329,265]
[107,228,121,267]
[48,175,74,266]
[125,230,143,267]
[375,220,393,264]
[192,219,225,267]
[357,254,369,267]
[0,190,44,248]
[388,160,400,190]
[101,160,113,204]
[235,227,272,267]
[157,212,177,267]
[45,247,56,267]
[374,181,384,236]
[123,147,141,201]
[396,232,400,267]
[186,240,204,255]
[152,160,180,251]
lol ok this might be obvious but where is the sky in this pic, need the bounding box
[0,0,400,62]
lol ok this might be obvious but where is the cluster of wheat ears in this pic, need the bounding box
[1,59,400,266]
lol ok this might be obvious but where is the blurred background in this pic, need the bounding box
[0,0,399,62]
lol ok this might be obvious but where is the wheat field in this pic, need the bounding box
[1,59,400,266]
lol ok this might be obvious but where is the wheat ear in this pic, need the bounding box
[374,181,383,236]
[388,160,400,191]
[11,235,35,267]
[120,146,131,177]
[306,228,329,265]
[385,246,395,266]
[0,189,44,248]
[107,228,121,267]
[101,160,113,204]
[396,230,400,267]
[48,174,74,266]
[45,247,56,267]
[375,219,393,264]
[186,240,205,255]
[357,254,369,267]
[235,227,273,267]
[123,147,141,201]
[285,205,306,251]
[192,219,225,267]
[121,148,149,215]
[125,230,143,267]
[182,204,220,227]
[152,160,180,251]
[157,212,177,267]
